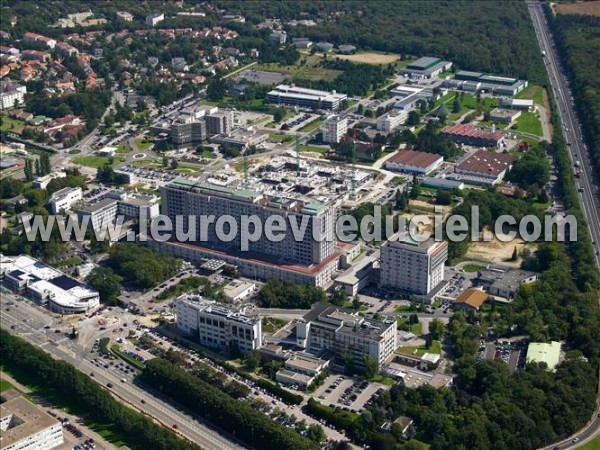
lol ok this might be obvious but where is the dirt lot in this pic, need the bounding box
[555,1,600,16]
[334,52,400,65]
[465,235,536,266]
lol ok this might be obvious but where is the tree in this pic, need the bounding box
[24,159,33,181]
[343,351,355,376]
[331,288,347,306]
[207,77,227,101]
[452,97,461,113]
[363,355,379,379]
[429,318,445,340]
[305,424,326,443]
[86,267,122,305]
[436,190,452,205]
[245,350,262,370]
[357,103,364,115]
[409,175,421,199]
[170,159,179,170]
[273,109,284,123]
[406,110,421,126]
[396,189,408,210]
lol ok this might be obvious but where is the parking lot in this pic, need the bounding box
[313,375,388,412]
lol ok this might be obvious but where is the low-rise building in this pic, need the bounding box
[453,149,516,185]
[146,13,164,27]
[316,42,334,53]
[0,389,64,450]
[499,98,535,111]
[223,279,256,303]
[33,172,66,189]
[47,187,83,214]
[401,56,452,79]
[291,38,312,49]
[385,149,443,175]
[376,110,408,132]
[174,294,262,354]
[338,44,356,54]
[453,289,489,311]
[106,190,160,219]
[441,124,504,148]
[296,303,397,370]
[116,11,134,22]
[489,108,521,123]
[276,353,330,389]
[1,254,100,314]
[477,267,538,299]
[267,84,347,110]
[0,81,26,109]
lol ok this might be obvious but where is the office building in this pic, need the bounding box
[32,172,66,189]
[106,190,160,219]
[0,82,26,110]
[267,84,347,110]
[380,232,448,298]
[453,71,528,96]
[170,115,207,146]
[453,149,516,185]
[321,114,347,144]
[0,254,100,314]
[161,178,336,266]
[441,124,505,148]
[145,13,164,27]
[296,303,397,369]
[174,294,262,354]
[385,149,443,175]
[477,267,538,299]
[0,389,64,450]
[376,110,408,132]
[400,56,452,79]
[47,187,83,214]
[276,353,330,389]
[205,111,233,136]
[75,198,118,232]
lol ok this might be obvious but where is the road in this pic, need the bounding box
[0,293,245,450]
[528,2,600,449]
[528,1,600,266]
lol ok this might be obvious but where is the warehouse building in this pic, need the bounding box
[441,124,505,148]
[267,84,347,110]
[453,71,528,96]
[385,149,443,175]
[400,56,453,79]
[453,149,516,185]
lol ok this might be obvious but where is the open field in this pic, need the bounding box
[465,236,535,266]
[0,113,26,134]
[556,1,600,16]
[72,155,123,169]
[516,84,545,106]
[255,54,342,82]
[334,52,400,65]
[512,111,544,136]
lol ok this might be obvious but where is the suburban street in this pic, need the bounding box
[529,2,600,448]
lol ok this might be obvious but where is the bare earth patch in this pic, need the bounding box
[555,1,600,16]
[334,52,400,65]
[466,235,537,266]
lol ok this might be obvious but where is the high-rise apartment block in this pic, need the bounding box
[322,114,347,144]
[380,232,448,298]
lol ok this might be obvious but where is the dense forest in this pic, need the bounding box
[549,10,600,189]
[0,330,199,450]
[217,0,546,83]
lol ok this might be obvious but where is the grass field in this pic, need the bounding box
[0,379,15,393]
[396,340,442,357]
[116,143,132,153]
[261,317,289,333]
[0,113,26,134]
[577,435,600,450]
[447,94,498,121]
[72,155,122,169]
[298,118,323,133]
[256,53,342,82]
[299,144,329,154]
[333,52,400,65]
[513,111,543,136]
[463,264,483,273]
[134,138,153,151]
[516,84,545,106]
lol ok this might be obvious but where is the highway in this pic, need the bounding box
[528,3,600,449]
[0,293,245,450]
[529,1,600,267]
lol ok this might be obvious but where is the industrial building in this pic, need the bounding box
[380,233,448,300]
[441,124,505,148]
[451,71,528,96]
[384,149,443,175]
[453,149,516,185]
[267,84,347,110]
[0,254,100,314]
[174,294,262,354]
[322,114,347,143]
[296,303,398,369]
[47,187,82,214]
[0,389,64,450]
[400,56,453,79]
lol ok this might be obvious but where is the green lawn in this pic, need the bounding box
[447,94,498,121]
[0,113,26,133]
[512,111,543,136]
[391,176,406,185]
[134,138,153,151]
[0,379,16,393]
[268,133,296,143]
[110,344,145,370]
[516,84,545,106]
[72,155,122,169]
[397,320,423,336]
[261,317,289,333]
[298,119,323,133]
[396,340,442,357]
[116,143,132,153]
[463,264,483,273]
[577,435,600,450]
[300,144,329,154]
